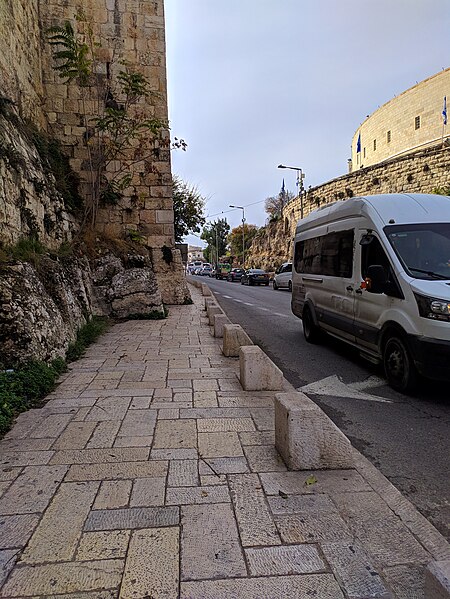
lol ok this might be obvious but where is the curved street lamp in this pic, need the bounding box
[278,164,305,219]
[229,205,245,268]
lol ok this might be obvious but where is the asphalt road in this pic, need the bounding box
[198,275,450,541]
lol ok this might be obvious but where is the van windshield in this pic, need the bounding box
[384,223,450,280]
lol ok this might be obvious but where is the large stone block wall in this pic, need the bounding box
[40,0,174,249]
[0,0,45,126]
[351,69,450,169]
[249,145,450,269]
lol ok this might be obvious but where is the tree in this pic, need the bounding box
[201,219,230,264]
[265,189,295,220]
[172,177,206,243]
[228,223,259,264]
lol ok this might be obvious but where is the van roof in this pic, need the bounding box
[295,193,450,234]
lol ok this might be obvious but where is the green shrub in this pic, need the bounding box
[0,318,108,437]
[66,316,109,362]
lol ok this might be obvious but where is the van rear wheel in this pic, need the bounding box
[383,335,418,394]
[302,306,320,343]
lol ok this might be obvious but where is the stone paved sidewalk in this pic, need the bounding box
[0,283,449,598]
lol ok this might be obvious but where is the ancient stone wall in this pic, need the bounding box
[248,145,450,268]
[40,0,174,249]
[0,0,45,126]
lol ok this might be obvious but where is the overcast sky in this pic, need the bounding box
[164,0,449,246]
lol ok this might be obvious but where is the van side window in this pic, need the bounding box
[294,230,354,277]
[361,236,403,298]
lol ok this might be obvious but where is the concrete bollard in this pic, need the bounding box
[201,283,212,296]
[275,392,354,470]
[207,304,223,326]
[204,297,216,311]
[425,560,450,599]
[213,313,231,338]
[239,345,284,391]
[222,324,253,357]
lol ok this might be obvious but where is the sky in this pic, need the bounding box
[164,0,449,247]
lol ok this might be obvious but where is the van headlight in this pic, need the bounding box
[414,293,450,322]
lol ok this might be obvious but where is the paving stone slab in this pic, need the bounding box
[153,419,197,449]
[0,451,54,467]
[180,574,346,598]
[29,413,74,438]
[0,467,22,482]
[245,544,326,576]
[21,481,100,564]
[166,485,230,505]
[157,408,180,419]
[249,407,275,431]
[168,460,198,487]
[260,470,371,496]
[76,530,130,561]
[244,445,287,472]
[51,422,97,450]
[130,477,166,507]
[321,541,392,598]
[84,506,179,531]
[1,559,123,597]
[65,461,167,482]
[85,398,131,422]
[198,432,244,458]
[93,480,132,509]
[197,418,256,433]
[0,549,19,587]
[382,564,426,599]
[86,421,121,449]
[0,438,55,452]
[180,408,250,419]
[198,457,249,475]
[117,409,156,437]
[113,435,154,447]
[269,493,338,515]
[228,473,281,547]
[129,396,153,409]
[181,503,246,581]
[151,448,198,460]
[49,447,149,465]
[239,430,275,445]
[218,395,273,408]
[275,511,353,543]
[120,528,179,599]
[0,465,68,515]
[0,513,40,549]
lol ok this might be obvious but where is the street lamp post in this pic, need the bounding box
[278,164,305,219]
[229,205,245,268]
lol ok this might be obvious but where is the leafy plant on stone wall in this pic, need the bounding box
[47,13,167,228]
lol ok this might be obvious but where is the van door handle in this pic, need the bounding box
[355,288,363,295]
[346,285,353,292]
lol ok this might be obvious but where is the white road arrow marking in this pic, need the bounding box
[299,375,392,403]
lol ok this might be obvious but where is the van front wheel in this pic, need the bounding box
[383,335,418,394]
[302,306,320,343]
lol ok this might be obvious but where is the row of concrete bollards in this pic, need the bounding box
[202,283,355,471]
[194,279,450,598]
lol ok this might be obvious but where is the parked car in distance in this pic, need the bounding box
[273,262,293,291]
[227,268,245,282]
[200,265,213,276]
[241,268,270,286]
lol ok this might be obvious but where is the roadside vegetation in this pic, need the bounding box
[0,316,108,437]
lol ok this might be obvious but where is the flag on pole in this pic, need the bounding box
[442,96,447,125]
[356,132,361,153]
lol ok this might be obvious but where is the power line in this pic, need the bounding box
[206,197,268,220]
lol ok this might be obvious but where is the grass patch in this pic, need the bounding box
[0,359,66,437]
[0,317,109,437]
[66,316,109,362]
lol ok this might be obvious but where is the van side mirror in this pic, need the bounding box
[366,265,387,294]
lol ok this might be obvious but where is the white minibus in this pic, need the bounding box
[291,193,450,392]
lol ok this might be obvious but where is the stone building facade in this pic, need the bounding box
[351,69,450,170]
